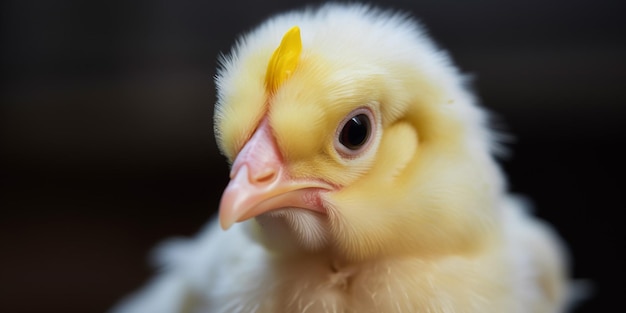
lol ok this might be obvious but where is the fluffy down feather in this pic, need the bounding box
[111,3,574,313]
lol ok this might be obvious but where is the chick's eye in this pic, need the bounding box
[339,114,371,150]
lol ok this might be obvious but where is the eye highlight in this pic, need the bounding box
[334,107,376,157]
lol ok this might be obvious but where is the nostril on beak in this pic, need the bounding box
[253,168,277,184]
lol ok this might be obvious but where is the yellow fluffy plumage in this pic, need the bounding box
[111,3,574,313]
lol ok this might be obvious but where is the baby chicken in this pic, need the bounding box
[112,3,573,313]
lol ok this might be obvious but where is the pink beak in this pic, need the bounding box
[218,118,333,230]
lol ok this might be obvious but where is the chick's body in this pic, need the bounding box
[112,4,572,313]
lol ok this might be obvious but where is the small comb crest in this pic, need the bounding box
[265,26,302,94]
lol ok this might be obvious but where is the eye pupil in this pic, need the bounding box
[340,114,370,150]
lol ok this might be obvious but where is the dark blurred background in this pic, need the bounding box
[1,0,623,312]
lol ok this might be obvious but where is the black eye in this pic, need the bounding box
[339,114,371,150]
[334,106,377,158]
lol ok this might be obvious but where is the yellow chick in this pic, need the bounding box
[112,3,574,313]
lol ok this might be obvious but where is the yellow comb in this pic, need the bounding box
[265,26,302,94]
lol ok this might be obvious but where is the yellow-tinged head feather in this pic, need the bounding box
[265,26,302,94]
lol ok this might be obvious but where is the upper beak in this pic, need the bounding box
[218,118,332,230]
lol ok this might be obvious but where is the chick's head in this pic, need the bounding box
[215,4,505,261]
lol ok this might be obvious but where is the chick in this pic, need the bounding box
[112,4,574,313]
